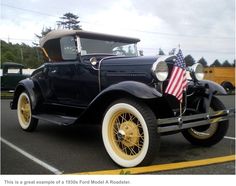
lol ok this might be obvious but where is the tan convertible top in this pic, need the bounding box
[39,29,140,47]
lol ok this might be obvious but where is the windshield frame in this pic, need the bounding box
[76,35,138,57]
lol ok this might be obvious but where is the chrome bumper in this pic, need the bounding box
[157,108,235,133]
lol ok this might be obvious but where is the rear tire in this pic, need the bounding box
[17,92,38,131]
[102,99,159,167]
[182,96,229,146]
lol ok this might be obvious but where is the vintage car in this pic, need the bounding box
[10,30,234,168]
[1,62,29,90]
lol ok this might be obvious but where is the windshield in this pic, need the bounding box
[79,38,138,57]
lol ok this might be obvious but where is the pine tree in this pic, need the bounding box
[210,59,221,67]
[57,12,82,30]
[184,54,195,67]
[158,48,165,55]
[34,27,53,46]
[35,27,53,39]
[222,60,232,67]
[197,57,208,67]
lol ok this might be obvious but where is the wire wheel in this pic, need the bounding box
[188,123,218,140]
[17,92,38,131]
[182,96,229,146]
[17,92,32,128]
[108,111,144,160]
[102,99,159,167]
[187,105,218,140]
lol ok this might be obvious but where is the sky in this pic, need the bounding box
[0,0,235,65]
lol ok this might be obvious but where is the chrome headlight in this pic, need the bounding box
[190,63,204,80]
[152,61,169,81]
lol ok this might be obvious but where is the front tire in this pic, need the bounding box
[17,92,38,131]
[182,96,229,146]
[102,99,159,167]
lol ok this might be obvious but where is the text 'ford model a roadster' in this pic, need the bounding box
[10,30,234,167]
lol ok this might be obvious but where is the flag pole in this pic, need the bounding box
[179,101,182,116]
[179,43,182,116]
[178,44,181,49]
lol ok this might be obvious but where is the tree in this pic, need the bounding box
[1,40,15,64]
[2,51,15,62]
[197,57,208,67]
[57,12,82,30]
[232,59,235,67]
[158,48,165,55]
[34,27,53,46]
[210,59,221,67]
[34,12,82,45]
[35,27,53,39]
[1,40,43,68]
[222,60,231,67]
[184,54,195,67]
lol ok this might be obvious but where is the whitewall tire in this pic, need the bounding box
[102,99,159,167]
[17,92,38,131]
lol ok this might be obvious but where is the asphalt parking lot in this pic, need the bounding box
[1,95,235,174]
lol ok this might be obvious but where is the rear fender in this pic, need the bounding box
[11,79,42,111]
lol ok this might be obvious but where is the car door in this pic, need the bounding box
[47,62,78,105]
[46,60,99,107]
[42,35,100,107]
[75,60,100,106]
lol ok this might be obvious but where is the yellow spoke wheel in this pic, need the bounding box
[17,92,38,131]
[102,99,159,167]
[182,96,229,146]
[109,111,144,160]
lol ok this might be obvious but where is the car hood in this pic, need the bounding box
[101,56,158,67]
[100,56,161,89]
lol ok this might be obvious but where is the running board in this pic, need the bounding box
[33,114,77,126]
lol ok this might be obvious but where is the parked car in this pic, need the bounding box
[10,30,234,167]
[1,62,30,90]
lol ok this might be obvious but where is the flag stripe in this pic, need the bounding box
[170,69,183,95]
[172,69,185,96]
[165,49,187,102]
[166,68,184,96]
[165,67,178,93]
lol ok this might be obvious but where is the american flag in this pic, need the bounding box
[165,49,187,102]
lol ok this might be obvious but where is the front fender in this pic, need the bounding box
[77,81,164,124]
[11,79,41,110]
[187,80,226,113]
[200,80,227,94]
[188,80,227,95]
[99,81,162,99]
